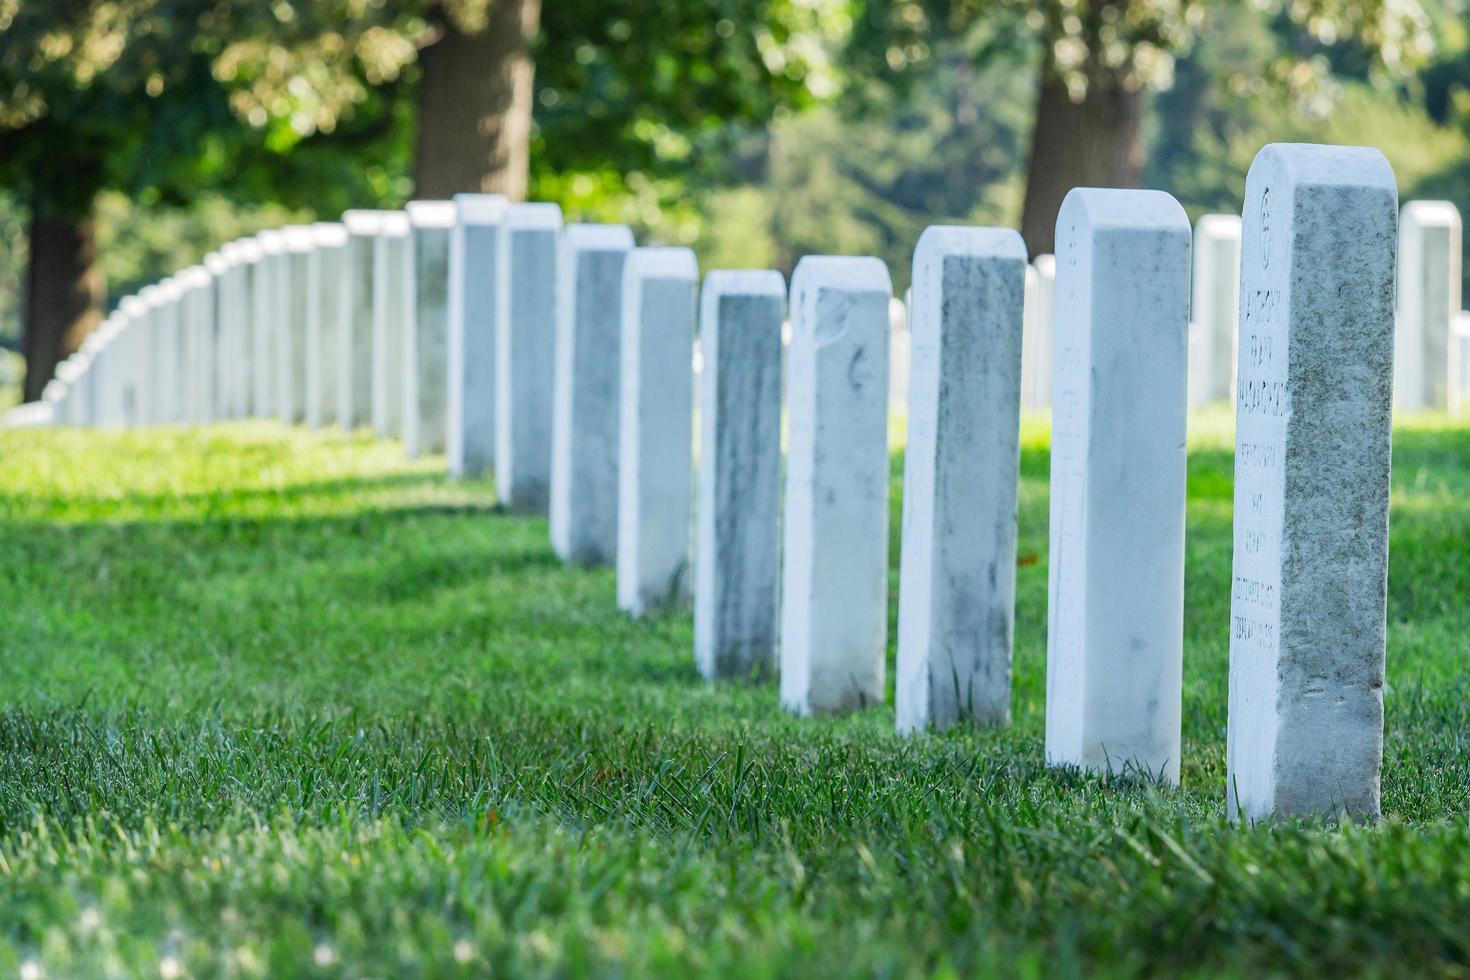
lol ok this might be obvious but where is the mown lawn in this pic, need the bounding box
[1,415,1467,978]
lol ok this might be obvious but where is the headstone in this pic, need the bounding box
[496,203,562,511]
[1456,311,1470,416]
[306,223,348,428]
[339,211,384,429]
[1045,188,1190,785]
[896,226,1027,733]
[447,193,508,477]
[549,223,635,564]
[1395,200,1462,411]
[1021,254,1055,409]
[372,212,410,438]
[202,253,229,422]
[1226,143,1398,823]
[228,239,264,419]
[1190,214,1243,407]
[145,281,181,425]
[889,297,910,416]
[182,265,216,423]
[694,270,785,681]
[779,256,892,715]
[403,201,455,458]
[254,230,287,420]
[616,247,699,616]
[271,227,313,424]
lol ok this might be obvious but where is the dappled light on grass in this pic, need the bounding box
[0,417,1468,974]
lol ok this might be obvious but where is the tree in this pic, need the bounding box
[846,0,1434,257]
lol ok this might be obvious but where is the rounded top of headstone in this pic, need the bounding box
[791,255,892,297]
[454,193,510,224]
[914,225,1026,266]
[1250,143,1396,193]
[1401,199,1462,229]
[256,228,288,252]
[1033,253,1056,277]
[179,265,212,288]
[157,277,186,299]
[342,210,389,234]
[378,211,411,237]
[624,246,697,281]
[42,378,67,402]
[1057,188,1189,235]
[56,358,84,382]
[564,223,635,251]
[282,225,316,252]
[703,269,786,298]
[406,200,457,228]
[505,202,564,229]
[310,221,349,247]
[120,295,149,316]
[204,251,230,274]
[235,238,264,262]
[1195,213,1243,237]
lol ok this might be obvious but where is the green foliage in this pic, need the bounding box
[0,417,1469,974]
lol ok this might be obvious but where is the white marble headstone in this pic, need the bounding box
[1226,143,1398,823]
[779,255,892,715]
[1190,214,1243,407]
[339,211,385,429]
[550,223,635,565]
[694,270,785,681]
[616,247,699,616]
[496,203,562,511]
[403,201,455,458]
[1395,200,1462,412]
[1045,188,1190,785]
[896,226,1026,733]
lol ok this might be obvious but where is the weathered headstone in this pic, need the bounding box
[1395,200,1462,411]
[1045,188,1190,785]
[228,239,264,419]
[896,226,1027,733]
[447,193,508,477]
[779,256,892,715]
[693,270,785,682]
[372,212,410,438]
[277,228,314,424]
[616,247,699,616]
[496,203,562,511]
[146,281,181,425]
[1021,254,1055,409]
[339,211,383,429]
[306,223,348,428]
[1190,214,1243,407]
[550,223,635,564]
[1226,143,1398,823]
[201,254,228,422]
[403,201,455,458]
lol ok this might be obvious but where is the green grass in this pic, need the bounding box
[1,415,1468,978]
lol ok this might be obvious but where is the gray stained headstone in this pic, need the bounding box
[306,223,348,428]
[549,223,635,565]
[447,194,509,478]
[1045,188,1191,786]
[403,201,455,458]
[339,211,385,429]
[779,255,892,716]
[496,203,562,511]
[895,226,1027,734]
[1226,143,1398,823]
[693,270,785,682]
[372,212,410,438]
[1395,200,1462,412]
[616,247,699,617]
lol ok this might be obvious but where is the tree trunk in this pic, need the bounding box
[412,0,541,200]
[23,204,103,402]
[1019,71,1145,259]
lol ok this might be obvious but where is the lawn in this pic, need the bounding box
[1,415,1468,978]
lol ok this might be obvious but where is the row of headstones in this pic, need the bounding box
[1022,200,1468,413]
[20,142,1400,824]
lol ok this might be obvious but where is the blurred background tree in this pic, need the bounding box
[2,0,1469,400]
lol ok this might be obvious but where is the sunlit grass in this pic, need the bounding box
[0,414,1467,976]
